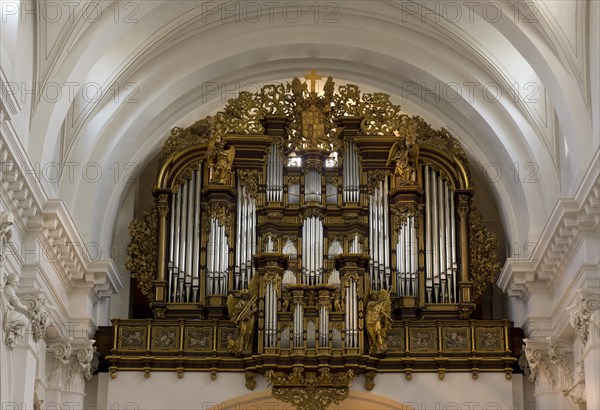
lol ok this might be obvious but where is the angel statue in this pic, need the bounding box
[366,289,393,354]
[226,275,259,356]
[2,273,30,348]
[386,122,419,185]
[207,119,236,185]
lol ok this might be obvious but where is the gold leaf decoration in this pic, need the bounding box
[469,208,501,300]
[158,118,211,168]
[238,170,261,199]
[266,368,355,410]
[126,204,159,303]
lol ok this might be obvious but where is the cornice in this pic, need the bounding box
[0,122,123,300]
[499,150,600,298]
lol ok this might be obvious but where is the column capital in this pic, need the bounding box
[567,290,600,346]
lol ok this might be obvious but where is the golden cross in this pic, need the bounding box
[305,69,322,94]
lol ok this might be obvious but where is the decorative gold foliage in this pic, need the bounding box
[126,205,159,303]
[156,77,470,188]
[158,118,211,168]
[367,170,390,194]
[469,208,501,300]
[238,170,261,199]
[266,368,355,410]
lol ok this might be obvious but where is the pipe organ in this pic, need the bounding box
[120,74,512,400]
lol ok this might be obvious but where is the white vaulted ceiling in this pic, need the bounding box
[2,0,597,255]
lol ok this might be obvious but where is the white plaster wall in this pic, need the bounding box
[105,371,518,410]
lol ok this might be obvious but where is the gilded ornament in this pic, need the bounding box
[367,170,390,195]
[469,208,501,300]
[126,204,159,304]
[387,121,419,185]
[366,289,393,354]
[226,275,259,356]
[237,170,261,198]
[266,368,355,410]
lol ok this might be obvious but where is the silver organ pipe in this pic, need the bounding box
[369,180,391,290]
[234,180,257,290]
[186,175,195,301]
[449,187,457,302]
[439,179,447,302]
[192,170,201,302]
[264,282,277,347]
[168,194,177,301]
[343,142,359,202]
[319,305,328,347]
[294,303,304,347]
[425,166,433,302]
[266,143,283,202]
[383,177,390,287]
[305,169,322,202]
[345,280,358,348]
[424,165,457,303]
[178,179,188,300]
[349,234,361,254]
[301,216,324,285]
[167,166,203,302]
[432,170,439,302]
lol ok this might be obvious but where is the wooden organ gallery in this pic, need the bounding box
[110,73,516,409]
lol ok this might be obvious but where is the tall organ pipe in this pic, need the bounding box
[169,194,176,301]
[425,166,432,302]
[192,169,201,301]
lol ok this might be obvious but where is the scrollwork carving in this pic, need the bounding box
[238,170,261,199]
[567,292,600,345]
[22,294,55,342]
[469,208,501,300]
[206,204,233,231]
[367,170,390,195]
[266,368,355,410]
[126,204,159,304]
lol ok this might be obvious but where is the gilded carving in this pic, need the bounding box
[157,119,211,168]
[367,170,390,195]
[409,328,437,352]
[385,327,405,351]
[475,327,503,351]
[184,327,212,351]
[469,208,501,300]
[391,203,423,237]
[442,327,470,351]
[207,119,236,185]
[126,204,158,304]
[206,204,233,231]
[226,275,259,355]
[266,368,355,410]
[366,289,392,354]
[387,121,419,185]
[238,170,261,199]
[151,326,179,350]
[218,327,238,351]
[119,326,147,350]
